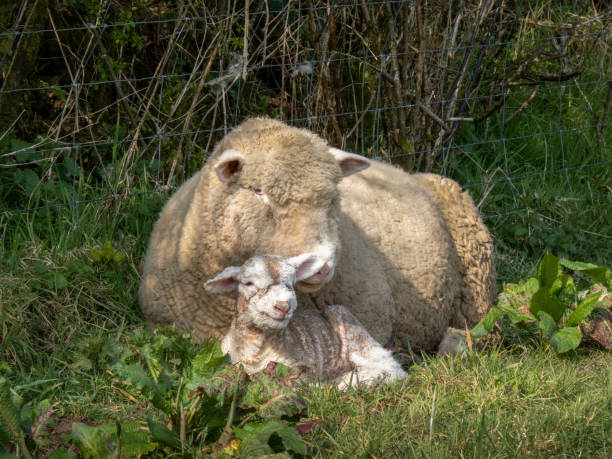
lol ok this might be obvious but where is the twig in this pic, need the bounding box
[504,85,539,126]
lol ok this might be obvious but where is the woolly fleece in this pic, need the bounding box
[139,118,495,352]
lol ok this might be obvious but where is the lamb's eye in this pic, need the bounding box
[251,186,263,195]
[244,281,255,287]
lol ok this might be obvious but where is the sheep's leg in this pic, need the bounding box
[325,305,407,387]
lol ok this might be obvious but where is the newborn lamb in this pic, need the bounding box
[204,254,407,387]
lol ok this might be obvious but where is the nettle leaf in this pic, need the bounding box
[71,423,111,458]
[538,253,560,290]
[112,362,174,415]
[560,259,612,288]
[537,311,557,338]
[72,422,156,457]
[549,327,582,354]
[235,420,307,456]
[147,420,181,451]
[566,291,604,327]
[185,341,229,392]
[530,289,567,322]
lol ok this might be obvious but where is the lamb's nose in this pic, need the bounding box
[274,302,291,317]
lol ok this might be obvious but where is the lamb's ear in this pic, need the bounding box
[287,253,325,282]
[204,266,241,293]
[328,147,370,177]
[214,149,245,182]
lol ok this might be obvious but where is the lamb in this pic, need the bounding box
[204,253,407,387]
[139,117,495,353]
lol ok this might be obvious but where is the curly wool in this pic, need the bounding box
[139,118,495,352]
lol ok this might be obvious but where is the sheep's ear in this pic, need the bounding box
[214,149,245,182]
[287,253,324,282]
[328,148,370,177]
[204,266,241,293]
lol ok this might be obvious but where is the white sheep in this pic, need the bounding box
[204,253,407,387]
[140,117,496,353]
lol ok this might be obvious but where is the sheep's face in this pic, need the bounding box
[205,254,324,330]
[209,125,370,293]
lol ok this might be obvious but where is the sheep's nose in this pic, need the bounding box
[317,262,332,277]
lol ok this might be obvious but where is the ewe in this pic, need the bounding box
[205,253,407,387]
[140,117,495,352]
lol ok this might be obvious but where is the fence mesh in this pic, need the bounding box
[0,0,610,235]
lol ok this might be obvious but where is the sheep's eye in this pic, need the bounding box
[244,281,255,287]
[251,186,263,195]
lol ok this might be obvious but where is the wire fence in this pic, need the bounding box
[0,0,610,227]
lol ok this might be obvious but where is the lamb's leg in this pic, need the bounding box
[325,305,407,387]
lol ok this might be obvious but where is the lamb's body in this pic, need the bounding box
[207,254,407,386]
[140,118,495,352]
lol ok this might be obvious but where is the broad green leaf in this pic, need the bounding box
[470,308,504,338]
[111,362,173,414]
[147,420,181,451]
[566,291,604,327]
[71,422,111,458]
[0,378,21,447]
[560,259,612,288]
[185,341,229,391]
[537,311,557,338]
[530,288,567,322]
[497,304,534,324]
[235,420,307,456]
[90,422,157,457]
[549,327,582,354]
[190,341,227,376]
[538,253,560,290]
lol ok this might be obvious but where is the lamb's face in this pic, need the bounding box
[237,256,298,330]
[204,253,324,330]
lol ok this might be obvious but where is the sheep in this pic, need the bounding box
[139,117,495,353]
[204,253,407,387]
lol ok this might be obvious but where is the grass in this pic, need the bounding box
[1,154,610,456]
[304,348,612,457]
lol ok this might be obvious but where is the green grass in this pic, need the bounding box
[304,348,612,457]
[1,159,611,456]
